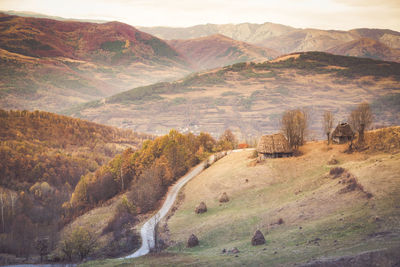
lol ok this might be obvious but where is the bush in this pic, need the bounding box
[329,167,345,178]
[61,227,96,261]
[103,211,135,237]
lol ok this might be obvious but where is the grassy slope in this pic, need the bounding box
[67,52,400,137]
[84,128,400,266]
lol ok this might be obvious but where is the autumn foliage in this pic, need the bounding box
[70,130,219,214]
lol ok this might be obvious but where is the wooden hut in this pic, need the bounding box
[332,123,354,144]
[257,133,293,159]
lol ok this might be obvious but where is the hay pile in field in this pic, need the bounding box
[251,230,266,246]
[219,192,229,203]
[187,234,199,247]
[195,202,207,214]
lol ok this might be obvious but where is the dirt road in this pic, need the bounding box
[124,154,216,258]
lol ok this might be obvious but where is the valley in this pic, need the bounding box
[65,52,400,139]
[1,6,400,266]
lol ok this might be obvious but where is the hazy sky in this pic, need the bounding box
[1,0,399,31]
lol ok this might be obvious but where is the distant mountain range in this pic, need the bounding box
[139,23,400,62]
[167,34,279,70]
[1,11,400,126]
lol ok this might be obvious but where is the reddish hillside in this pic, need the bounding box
[0,13,192,111]
[0,13,185,65]
[168,34,280,70]
[327,38,400,62]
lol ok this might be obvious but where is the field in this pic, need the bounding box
[83,128,400,266]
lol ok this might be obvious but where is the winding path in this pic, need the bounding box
[124,154,216,259]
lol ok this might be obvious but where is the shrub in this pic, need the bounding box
[329,167,345,178]
[102,211,135,237]
[61,227,96,261]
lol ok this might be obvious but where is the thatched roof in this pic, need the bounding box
[332,123,354,137]
[257,133,292,154]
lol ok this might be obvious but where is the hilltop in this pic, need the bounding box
[65,52,400,138]
[168,34,279,70]
[0,13,191,111]
[87,127,400,266]
[327,38,400,62]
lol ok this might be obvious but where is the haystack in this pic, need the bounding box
[187,234,199,247]
[332,123,354,144]
[219,192,229,203]
[195,202,207,214]
[251,230,266,246]
[257,133,293,158]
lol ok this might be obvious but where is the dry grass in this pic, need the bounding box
[81,135,400,266]
[105,141,400,266]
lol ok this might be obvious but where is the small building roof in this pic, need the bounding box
[332,123,354,137]
[257,133,292,154]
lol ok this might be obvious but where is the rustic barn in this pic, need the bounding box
[257,133,293,159]
[332,123,354,144]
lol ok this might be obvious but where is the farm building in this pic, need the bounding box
[257,133,293,159]
[332,123,354,144]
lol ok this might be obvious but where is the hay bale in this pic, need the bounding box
[328,155,338,165]
[195,202,207,214]
[219,192,229,203]
[187,234,199,247]
[251,230,266,246]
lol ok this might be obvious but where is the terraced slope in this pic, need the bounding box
[65,52,400,138]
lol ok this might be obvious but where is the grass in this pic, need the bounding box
[82,140,400,266]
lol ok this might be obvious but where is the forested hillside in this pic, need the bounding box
[0,109,150,260]
[0,110,235,263]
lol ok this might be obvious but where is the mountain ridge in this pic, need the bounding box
[167,34,280,70]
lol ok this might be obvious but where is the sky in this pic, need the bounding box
[1,0,399,31]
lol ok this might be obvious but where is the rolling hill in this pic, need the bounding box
[167,34,279,70]
[327,38,400,62]
[0,13,191,111]
[84,127,400,266]
[64,52,400,139]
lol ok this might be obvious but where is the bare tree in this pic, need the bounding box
[10,193,17,217]
[0,191,5,233]
[323,111,334,145]
[281,109,309,150]
[349,102,373,145]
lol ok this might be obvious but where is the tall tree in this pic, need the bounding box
[323,111,334,145]
[0,191,5,233]
[349,102,373,145]
[218,129,237,150]
[281,109,309,150]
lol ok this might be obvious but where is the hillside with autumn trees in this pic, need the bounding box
[0,109,152,261]
[0,109,236,264]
